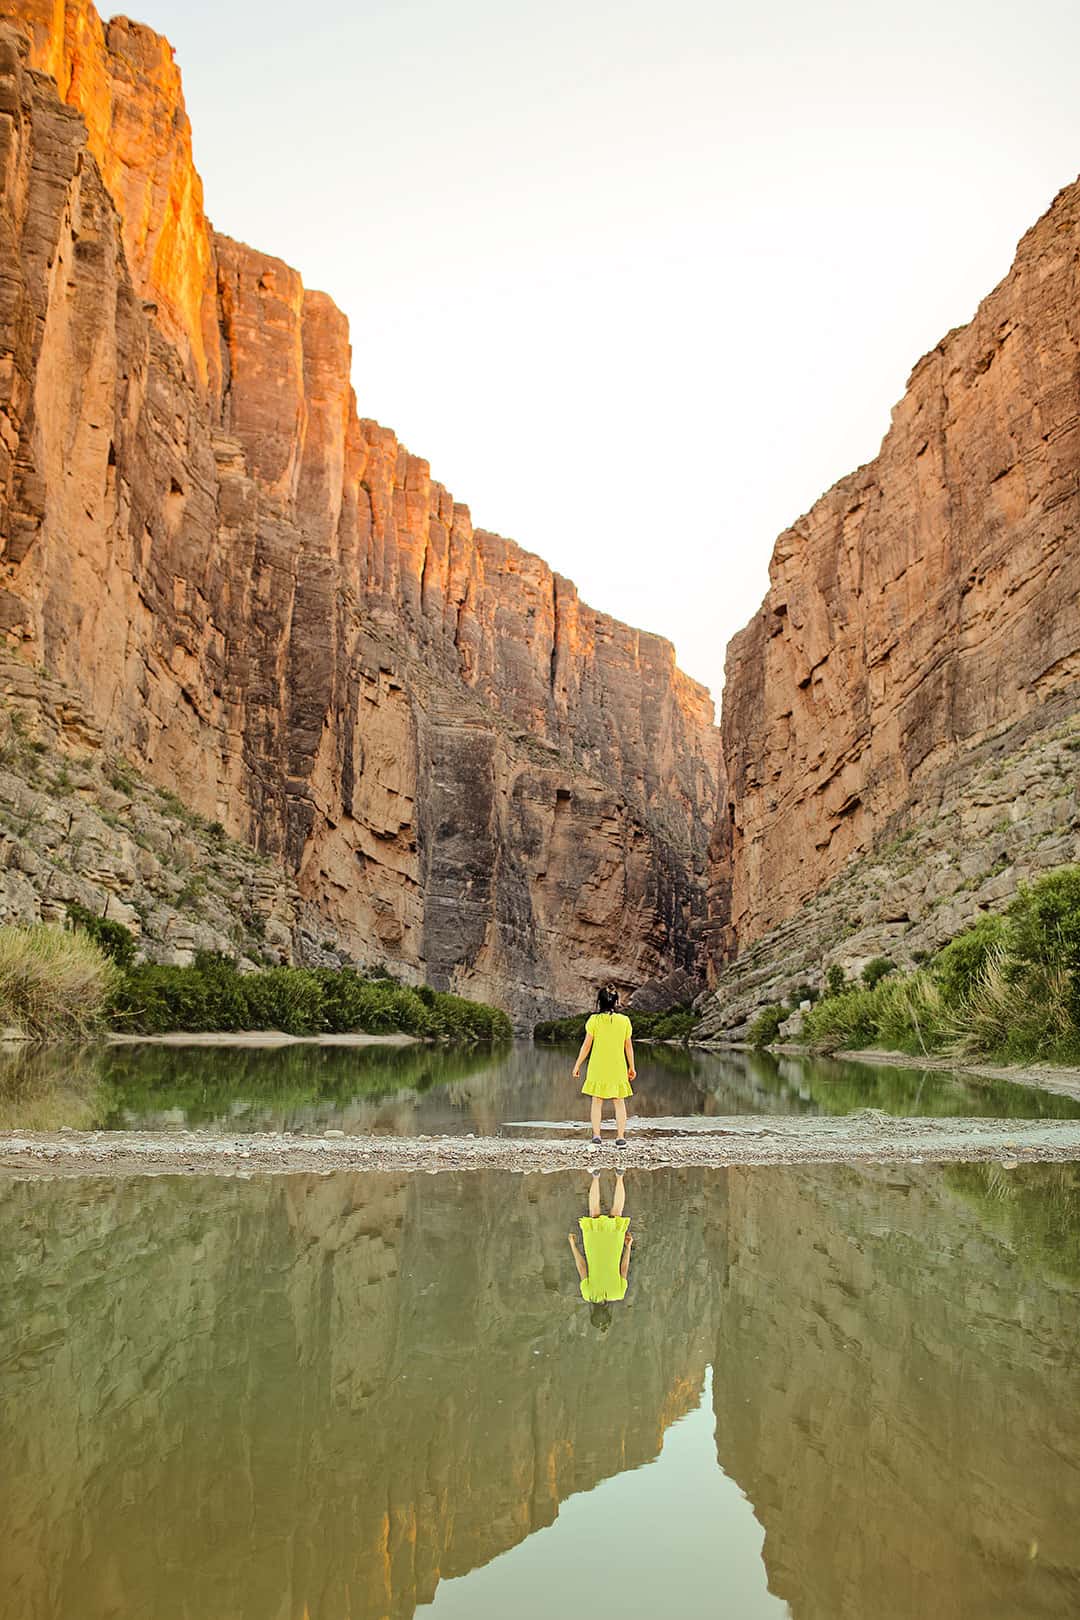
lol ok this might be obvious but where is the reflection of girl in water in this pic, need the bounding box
[572,986,636,1148]
[568,1170,633,1324]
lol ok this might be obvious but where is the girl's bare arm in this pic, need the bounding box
[620,1232,633,1279]
[568,1233,588,1279]
[624,1035,636,1080]
[572,1031,593,1078]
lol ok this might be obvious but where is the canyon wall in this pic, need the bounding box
[702,172,1080,1026]
[0,4,719,1024]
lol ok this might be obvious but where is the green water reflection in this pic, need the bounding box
[2,1163,1079,1619]
[1,1040,1078,1135]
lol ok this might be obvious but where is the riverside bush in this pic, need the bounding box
[803,866,1080,1064]
[0,924,119,1039]
[66,903,137,970]
[533,1004,699,1044]
[749,1002,786,1048]
[109,955,511,1041]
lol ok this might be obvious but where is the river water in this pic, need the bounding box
[2,1161,1079,1618]
[3,1045,1080,1617]
[1,1039,1078,1134]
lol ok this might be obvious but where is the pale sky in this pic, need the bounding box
[131,0,1080,700]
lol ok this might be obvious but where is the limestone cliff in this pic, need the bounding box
[0,6,719,1024]
[703,174,1080,1025]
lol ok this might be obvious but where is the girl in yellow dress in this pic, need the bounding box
[572,986,636,1148]
[568,1170,633,1317]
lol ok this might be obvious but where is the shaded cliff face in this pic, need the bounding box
[712,176,1080,960]
[0,5,719,1023]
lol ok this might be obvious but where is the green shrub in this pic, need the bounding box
[861,956,896,990]
[235,968,324,1035]
[749,1002,786,1048]
[803,866,1080,1062]
[872,970,947,1054]
[0,925,119,1039]
[825,964,847,997]
[935,914,1008,1005]
[67,903,137,970]
[1007,868,1080,1021]
[108,958,509,1041]
[532,1003,698,1044]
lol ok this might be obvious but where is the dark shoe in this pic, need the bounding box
[615,1137,627,1149]
[589,1136,602,1149]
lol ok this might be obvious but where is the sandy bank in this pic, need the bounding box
[834,1048,1080,1102]
[3,1113,1079,1179]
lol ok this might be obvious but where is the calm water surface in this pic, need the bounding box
[2,1162,1080,1618]
[1,1040,1078,1134]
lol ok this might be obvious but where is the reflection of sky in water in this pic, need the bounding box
[2,1040,1079,1134]
[424,1368,789,1619]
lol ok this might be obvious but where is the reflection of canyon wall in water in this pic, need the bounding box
[0,6,719,1024]
[3,1165,1080,1619]
[0,1170,723,1620]
[712,1165,1080,1620]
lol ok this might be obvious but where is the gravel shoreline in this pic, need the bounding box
[4,1113,1080,1180]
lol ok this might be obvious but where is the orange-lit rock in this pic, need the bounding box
[0,0,219,387]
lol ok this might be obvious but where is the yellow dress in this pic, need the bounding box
[581,1012,633,1098]
[579,1215,629,1301]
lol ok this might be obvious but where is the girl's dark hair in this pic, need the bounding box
[596,986,619,1014]
[590,1302,613,1332]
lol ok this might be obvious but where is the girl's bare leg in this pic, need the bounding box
[611,1172,626,1219]
[590,1096,603,1139]
[614,1097,627,1140]
[588,1172,601,1218]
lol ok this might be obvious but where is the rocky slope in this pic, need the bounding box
[0,651,337,968]
[0,5,719,1026]
[702,173,1080,1027]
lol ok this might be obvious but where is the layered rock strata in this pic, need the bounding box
[0,7,719,1024]
[704,172,1080,1019]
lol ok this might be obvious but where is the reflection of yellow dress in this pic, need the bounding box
[579,1215,629,1301]
[581,1013,633,1099]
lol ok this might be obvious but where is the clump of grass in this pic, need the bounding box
[533,1003,699,1044]
[0,925,119,1040]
